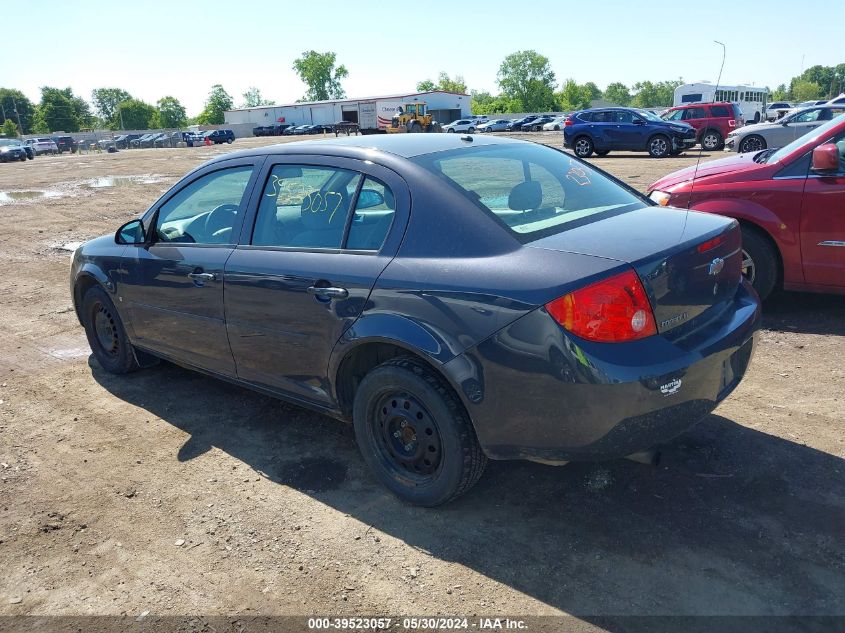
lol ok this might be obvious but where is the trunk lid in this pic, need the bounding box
[529,206,743,335]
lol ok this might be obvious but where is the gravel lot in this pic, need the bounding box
[0,132,843,629]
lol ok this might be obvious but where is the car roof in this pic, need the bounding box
[212,133,526,163]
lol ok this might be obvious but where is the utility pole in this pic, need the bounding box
[12,98,23,136]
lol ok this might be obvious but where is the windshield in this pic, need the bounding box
[636,110,663,122]
[0,139,17,147]
[410,143,646,242]
[662,109,684,121]
[767,113,845,163]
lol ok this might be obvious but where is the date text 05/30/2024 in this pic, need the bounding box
[307,617,528,630]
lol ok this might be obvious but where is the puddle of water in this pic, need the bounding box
[87,175,162,189]
[0,190,62,205]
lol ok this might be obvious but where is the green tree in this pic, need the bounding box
[497,50,558,112]
[771,83,789,101]
[35,87,83,132]
[156,96,187,128]
[92,88,132,128]
[603,82,632,106]
[241,87,275,108]
[292,51,348,101]
[791,79,822,102]
[557,79,591,111]
[115,98,157,130]
[196,84,234,124]
[631,79,682,108]
[416,72,468,94]
[0,89,35,134]
[582,81,602,102]
[1,118,18,137]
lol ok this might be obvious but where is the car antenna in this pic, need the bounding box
[688,40,727,211]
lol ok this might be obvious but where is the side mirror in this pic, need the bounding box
[116,219,146,245]
[356,188,385,209]
[811,143,840,173]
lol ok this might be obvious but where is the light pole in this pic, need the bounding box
[714,40,726,95]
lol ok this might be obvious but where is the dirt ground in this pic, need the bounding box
[0,132,843,630]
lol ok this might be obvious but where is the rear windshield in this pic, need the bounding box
[410,143,646,242]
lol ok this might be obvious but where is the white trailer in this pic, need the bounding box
[674,83,770,124]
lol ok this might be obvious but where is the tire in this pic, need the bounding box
[648,134,671,158]
[595,150,610,157]
[700,129,723,151]
[740,227,778,301]
[468,127,475,133]
[553,125,561,131]
[446,128,455,133]
[226,138,233,143]
[739,135,766,154]
[81,286,140,374]
[573,136,594,158]
[753,112,761,124]
[353,357,487,506]
[407,122,421,133]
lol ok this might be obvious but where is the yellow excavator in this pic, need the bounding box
[385,102,443,133]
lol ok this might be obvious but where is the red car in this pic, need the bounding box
[648,114,845,300]
[661,102,744,151]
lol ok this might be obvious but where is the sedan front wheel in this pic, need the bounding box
[81,286,140,374]
[739,135,766,154]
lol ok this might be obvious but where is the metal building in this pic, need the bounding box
[224,90,471,132]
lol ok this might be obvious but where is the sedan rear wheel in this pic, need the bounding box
[739,135,766,154]
[353,357,486,506]
[573,136,594,158]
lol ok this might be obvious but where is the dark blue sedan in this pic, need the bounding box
[71,134,760,506]
[563,107,697,158]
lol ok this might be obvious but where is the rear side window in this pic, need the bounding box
[411,143,644,242]
[710,105,730,117]
[346,177,396,251]
[252,165,362,249]
[577,112,593,122]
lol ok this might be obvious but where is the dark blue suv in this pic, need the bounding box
[563,107,696,158]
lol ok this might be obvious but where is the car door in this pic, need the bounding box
[223,156,409,405]
[800,131,845,287]
[605,110,643,149]
[586,111,614,149]
[780,108,825,146]
[119,158,262,375]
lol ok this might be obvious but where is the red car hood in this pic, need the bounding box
[649,151,766,192]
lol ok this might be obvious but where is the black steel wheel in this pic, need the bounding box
[81,286,140,374]
[353,357,486,506]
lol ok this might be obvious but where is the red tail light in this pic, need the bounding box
[564,117,574,126]
[697,234,725,253]
[545,269,657,343]
[728,119,737,127]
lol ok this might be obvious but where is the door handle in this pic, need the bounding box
[307,285,349,299]
[188,272,216,281]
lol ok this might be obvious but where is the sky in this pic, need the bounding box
[3,0,843,117]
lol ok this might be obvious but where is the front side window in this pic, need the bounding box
[793,109,823,123]
[252,165,362,249]
[412,143,644,242]
[155,166,253,244]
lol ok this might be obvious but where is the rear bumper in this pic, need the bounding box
[445,280,761,462]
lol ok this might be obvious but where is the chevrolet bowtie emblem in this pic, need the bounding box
[708,257,725,276]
